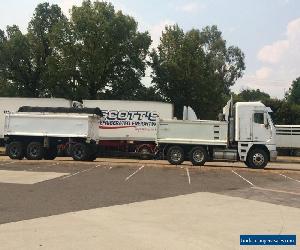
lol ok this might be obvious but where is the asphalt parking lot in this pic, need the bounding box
[0,156,300,249]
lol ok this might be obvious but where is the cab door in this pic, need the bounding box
[252,112,272,142]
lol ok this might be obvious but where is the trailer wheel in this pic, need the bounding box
[246,148,268,169]
[189,146,207,166]
[72,143,89,161]
[6,141,24,160]
[138,146,153,160]
[44,147,58,160]
[26,142,44,160]
[167,146,185,165]
[87,154,97,161]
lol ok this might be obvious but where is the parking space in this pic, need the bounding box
[0,156,300,249]
[0,157,300,222]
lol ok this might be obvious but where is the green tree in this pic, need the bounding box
[150,25,245,119]
[0,3,67,97]
[235,88,270,102]
[28,2,67,96]
[49,0,151,100]
[286,77,300,104]
[0,25,33,96]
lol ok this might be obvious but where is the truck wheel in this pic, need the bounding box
[44,147,58,160]
[246,149,268,169]
[138,146,153,160]
[6,141,24,160]
[189,146,207,166]
[167,146,184,165]
[87,154,97,161]
[26,142,44,160]
[72,143,89,161]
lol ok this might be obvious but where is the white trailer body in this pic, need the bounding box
[157,101,277,169]
[275,125,300,155]
[4,113,99,140]
[82,100,173,141]
[0,97,72,139]
[4,110,102,161]
[158,120,228,146]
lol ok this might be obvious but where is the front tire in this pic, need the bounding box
[6,141,24,160]
[189,146,207,166]
[26,142,44,160]
[246,148,268,169]
[167,146,185,165]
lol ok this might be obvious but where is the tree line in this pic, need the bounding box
[0,1,299,123]
[234,77,300,124]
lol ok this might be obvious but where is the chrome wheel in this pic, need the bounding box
[192,150,204,163]
[246,149,268,169]
[189,146,207,166]
[167,146,184,165]
[253,153,264,166]
[170,149,183,162]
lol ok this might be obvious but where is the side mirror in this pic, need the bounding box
[264,113,269,128]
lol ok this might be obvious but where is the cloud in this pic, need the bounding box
[177,2,206,13]
[257,40,289,64]
[255,67,272,79]
[257,17,300,65]
[237,17,300,98]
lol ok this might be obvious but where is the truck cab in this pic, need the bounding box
[233,102,277,166]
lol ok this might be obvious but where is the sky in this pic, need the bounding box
[0,0,300,99]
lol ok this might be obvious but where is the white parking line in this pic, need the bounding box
[125,165,144,181]
[186,167,191,184]
[231,170,255,187]
[252,186,300,196]
[61,164,102,180]
[278,173,300,184]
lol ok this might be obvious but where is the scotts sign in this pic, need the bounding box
[99,110,159,129]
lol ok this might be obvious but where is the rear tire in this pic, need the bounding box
[71,143,89,161]
[87,154,97,161]
[6,141,24,160]
[189,146,207,166]
[246,148,268,169]
[138,146,153,160]
[167,146,184,165]
[44,147,58,160]
[26,142,44,160]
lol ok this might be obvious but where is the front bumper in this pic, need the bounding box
[270,150,277,161]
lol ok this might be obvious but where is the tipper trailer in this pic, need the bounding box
[157,100,277,169]
[4,107,102,161]
[0,97,73,144]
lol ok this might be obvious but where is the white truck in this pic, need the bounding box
[0,97,72,144]
[275,125,300,155]
[157,100,277,169]
[83,100,174,158]
[4,107,102,161]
